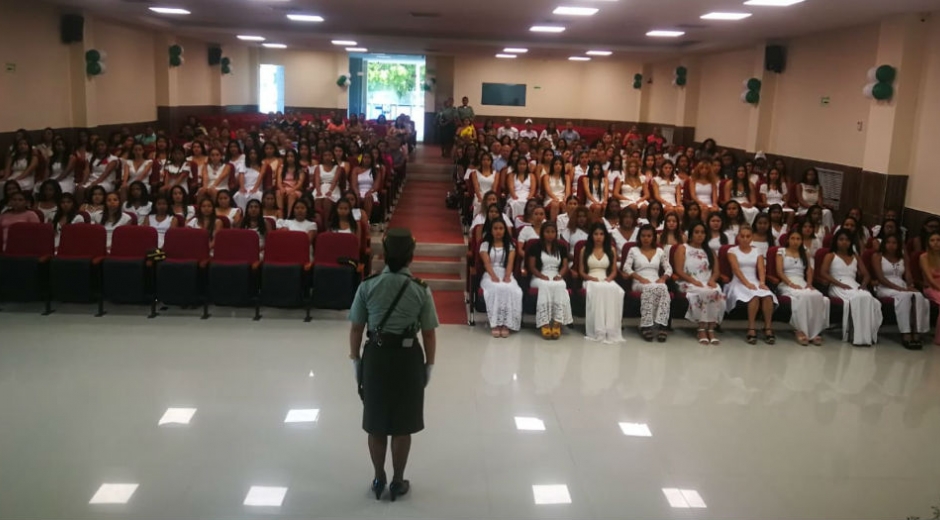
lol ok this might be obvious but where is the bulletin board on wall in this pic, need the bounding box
[481,83,527,107]
[816,167,843,210]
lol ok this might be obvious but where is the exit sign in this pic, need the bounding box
[821,96,831,106]
[5,63,15,72]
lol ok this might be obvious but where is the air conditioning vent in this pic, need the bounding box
[410,12,441,18]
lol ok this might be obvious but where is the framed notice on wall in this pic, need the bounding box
[816,167,843,210]
[481,83,527,107]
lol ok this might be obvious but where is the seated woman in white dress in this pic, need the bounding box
[517,205,546,252]
[651,161,684,218]
[479,219,523,338]
[579,223,624,343]
[612,207,639,252]
[541,157,571,223]
[507,157,537,219]
[99,192,133,253]
[872,234,929,348]
[767,204,788,244]
[796,167,835,229]
[725,225,778,344]
[473,201,513,244]
[689,162,720,214]
[311,148,343,218]
[561,205,591,260]
[675,222,726,344]
[706,211,729,252]
[775,232,830,345]
[527,222,574,339]
[580,162,609,220]
[758,168,794,224]
[750,213,773,257]
[471,153,500,216]
[819,229,883,346]
[798,219,822,258]
[722,166,760,225]
[277,199,318,260]
[622,225,673,342]
[722,200,747,243]
[612,158,649,214]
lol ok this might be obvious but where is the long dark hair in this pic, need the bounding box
[531,222,562,272]
[53,193,78,232]
[169,185,190,220]
[722,200,746,228]
[328,198,357,231]
[282,148,300,181]
[707,211,729,245]
[50,136,71,171]
[646,200,664,228]
[732,166,750,198]
[920,217,940,250]
[483,218,513,268]
[240,199,267,237]
[688,221,714,268]
[831,228,857,256]
[582,222,615,276]
[587,161,605,198]
[124,181,149,208]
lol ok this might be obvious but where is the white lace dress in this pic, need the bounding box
[827,255,882,345]
[676,245,726,324]
[584,252,624,343]
[776,251,830,338]
[622,247,672,328]
[724,246,778,312]
[530,249,573,327]
[543,174,567,206]
[479,242,523,330]
[874,257,929,334]
[473,171,497,215]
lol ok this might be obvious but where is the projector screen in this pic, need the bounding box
[481,83,526,107]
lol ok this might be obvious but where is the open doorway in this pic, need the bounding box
[259,64,285,114]
[362,55,426,142]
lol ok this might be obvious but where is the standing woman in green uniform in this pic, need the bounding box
[349,228,439,502]
[438,97,459,158]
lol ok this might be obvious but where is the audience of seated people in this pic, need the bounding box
[0,113,413,266]
[454,119,939,347]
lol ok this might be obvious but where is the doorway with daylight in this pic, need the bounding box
[354,54,426,142]
[259,64,285,114]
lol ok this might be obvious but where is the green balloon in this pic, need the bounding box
[746,78,762,92]
[634,73,643,81]
[170,55,182,67]
[633,80,642,89]
[676,76,687,86]
[85,49,101,63]
[169,45,183,57]
[875,65,896,84]
[745,90,760,104]
[221,57,231,66]
[86,61,102,75]
[872,82,893,100]
[221,65,231,74]
[676,66,688,77]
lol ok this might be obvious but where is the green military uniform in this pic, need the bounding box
[456,104,475,122]
[350,230,439,436]
[438,105,459,151]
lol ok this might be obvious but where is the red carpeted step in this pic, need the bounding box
[432,290,467,325]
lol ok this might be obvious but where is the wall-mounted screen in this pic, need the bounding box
[481,83,526,107]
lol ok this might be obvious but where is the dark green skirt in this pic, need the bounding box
[361,341,426,435]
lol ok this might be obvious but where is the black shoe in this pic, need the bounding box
[371,478,386,500]
[389,480,410,502]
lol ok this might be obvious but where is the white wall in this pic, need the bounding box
[94,20,157,125]
[907,15,940,215]
[694,48,755,150]
[453,56,643,121]
[646,60,680,126]
[175,38,213,106]
[220,44,251,106]
[258,48,348,109]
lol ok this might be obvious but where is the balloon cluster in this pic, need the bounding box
[741,78,761,105]
[85,49,107,76]
[863,65,896,101]
[169,45,184,67]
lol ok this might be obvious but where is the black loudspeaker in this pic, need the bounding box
[60,14,84,44]
[208,47,222,66]
[765,45,786,73]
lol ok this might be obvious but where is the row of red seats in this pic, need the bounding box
[0,222,363,319]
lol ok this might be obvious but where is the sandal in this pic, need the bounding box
[540,325,553,339]
[812,336,823,346]
[657,329,668,343]
[746,329,757,345]
[551,323,562,340]
[796,332,809,346]
[641,327,655,342]
[764,328,776,345]
[697,328,709,345]
[708,330,720,345]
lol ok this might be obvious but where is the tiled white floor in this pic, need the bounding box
[1,311,939,519]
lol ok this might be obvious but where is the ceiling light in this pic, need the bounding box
[495,54,517,59]
[646,30,685,37]
[553,6,599,16]
[744,0,805,5]
[149,7,190,15]
[158,407,196,425]
[662,488,707,509]
[504,48,528,53]
[237,35,265,41]
[530,25,566,33]
[345,47,368,52]
[284,409,320,423]
[263,43,287,49]
[532,485,572,505]
[569,56,591,61]
[586,50,612,56]
[618,422,652,437]
[89,483,139,504]
[244,486,287,507]
[286,13,324,22]
[331,40,357,46]
[514,416,546,430]
[701,11,752,20]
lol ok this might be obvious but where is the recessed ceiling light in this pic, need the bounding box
[569,56,591,61]
[244,486,288,507]
[646,30,685,37]
[530,25,566,33]
[514,416,546,430]
[331,40,357,46]
[158,407,196,425]
[701,11,752,20]
[532,484,572,505]
[286,13,324,22]
[89,483,139,504]
[496,54,517,59]
[662,488,707,509]
[149,7,190,15]
[346,47,368,52]
[744,0,804,5]
[263,43,287,49]
[586,50,612,56]
[553,6,599,16]
[618,422,652,437]
[504,48,528,53]
[237,35,265,41]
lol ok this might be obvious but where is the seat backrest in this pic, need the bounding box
[122,211,139,225]
[59,224,107,258]
[263,216,277,232]
[110,226,157,258]
[765,246,780,283]
[315,232,359,265]
[910,250,926,288]
[213,229,260,263]
[860,249,876,277]
[30,209,45,223]
[572,241,587,270]
[718,244,733,281]
[619,242,635,270]
[814,247,831,286]
[4,222,54,257]
[778,233,788,246]
[264,230,310,264]
[822,233,833,248]
[163,227,210,261]
[217,215,231,229]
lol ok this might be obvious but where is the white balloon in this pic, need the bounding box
[862,83,875,98]
[179,56,185,65]
[97,63,108,74]
[743,79,751,88]
[98,50,108,61]
[867,66,878,82]
[741,91,749,102]
[672,79,677,86]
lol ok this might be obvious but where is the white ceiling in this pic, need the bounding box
[44,0,940,58]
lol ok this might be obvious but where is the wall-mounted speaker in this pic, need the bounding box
[765,45,786,73]
[208,47,222,66]
[60,14,84,44]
